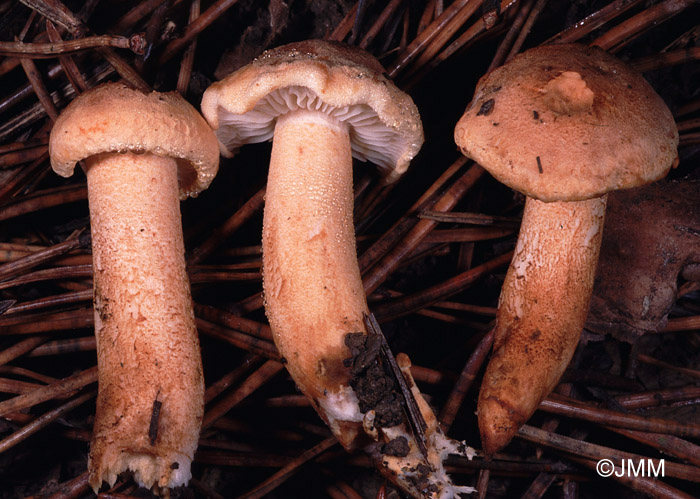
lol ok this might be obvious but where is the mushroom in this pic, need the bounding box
[202,40,475,498]
[49,83,219,492]
[588,177,700,342]
[454,44,679,455]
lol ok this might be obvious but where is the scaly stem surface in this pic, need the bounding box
[479,195,606,455]
[262,110,367,448]
[262,111,477,499]
[85,151,203,491]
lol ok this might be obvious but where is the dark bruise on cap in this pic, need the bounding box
[454,44,679,202]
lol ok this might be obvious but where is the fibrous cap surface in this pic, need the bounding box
[454,44,679,202]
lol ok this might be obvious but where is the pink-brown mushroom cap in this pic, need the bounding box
[455,44,679,202]
[50,82,219,198]
[201,39,423,183]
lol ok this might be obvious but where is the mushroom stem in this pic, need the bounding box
[479,195,606,455]
[85,151,204,492]
[262,112,477,498]
[262,110,368,448]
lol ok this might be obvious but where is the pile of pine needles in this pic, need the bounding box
[0,0,699,497]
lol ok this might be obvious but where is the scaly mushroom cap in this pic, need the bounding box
[454,43,679,202]
[49,82,220,199]
[201,39,423,183]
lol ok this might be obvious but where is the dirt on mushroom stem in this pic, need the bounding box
[260,111,404,443]
[260,109,475,498]
[343,332,404,430]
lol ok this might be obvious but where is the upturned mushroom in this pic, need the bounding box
[588,177,700,342]
[49,83,219,492]
[454,44,679,455]
[202,40,475,498]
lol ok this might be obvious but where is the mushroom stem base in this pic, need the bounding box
[479,196,606,455]
[84,152,203,493]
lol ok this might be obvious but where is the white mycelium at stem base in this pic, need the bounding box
[85,151,203,491]
[478,195,605,455]
[262,110,368,447]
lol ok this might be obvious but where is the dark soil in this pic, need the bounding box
[380,436,410,458]
[344,333,404,429]
[403,464,438,497]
